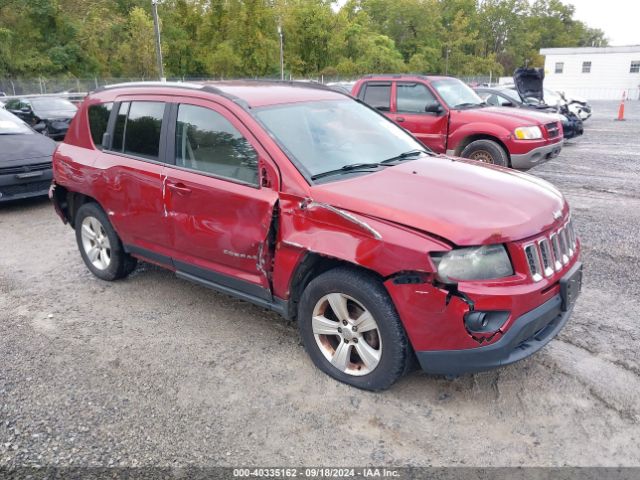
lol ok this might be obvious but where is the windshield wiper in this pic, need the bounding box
[311,150,429,181]
[380,149,428,164]
[310,163,384,181]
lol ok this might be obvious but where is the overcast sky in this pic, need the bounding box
[568,0,638,46]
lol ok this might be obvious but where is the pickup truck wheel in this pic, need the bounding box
[461,139,509,167]
[298,267,410,391]
[75,203,137,281]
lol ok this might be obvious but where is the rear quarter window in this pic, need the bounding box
[87,103,113,148]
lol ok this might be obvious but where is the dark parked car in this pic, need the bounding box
[475,86,584,140]
[0,108,55,202]
[4,96,77,140]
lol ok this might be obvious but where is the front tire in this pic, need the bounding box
[461,139,509,167]
[75,203,137,281]
[298,267,411,391]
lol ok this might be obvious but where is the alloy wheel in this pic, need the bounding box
[80,216,111,270]
[312,293,382,376]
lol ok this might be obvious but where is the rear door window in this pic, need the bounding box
[361,83,391,111]
[124,102,165,160]
[88,102,113,147]
[110,101,166,160]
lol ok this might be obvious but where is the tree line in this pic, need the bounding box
[0,0,607,80]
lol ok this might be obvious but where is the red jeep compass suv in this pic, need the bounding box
[50,81,582,390]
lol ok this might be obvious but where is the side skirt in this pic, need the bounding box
[175,270,288,317]
[124,244,289,318]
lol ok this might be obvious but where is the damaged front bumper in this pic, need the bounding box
[415,293,571,375]
[385,256,581,376]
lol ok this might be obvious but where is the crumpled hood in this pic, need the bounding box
[0,133,56,164]
[310,156,568,245]
[513,67,544,102]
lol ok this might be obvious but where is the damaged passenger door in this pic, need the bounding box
[162,101,279,301]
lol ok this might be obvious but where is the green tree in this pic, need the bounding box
[0,0,609,81]
[117,7,157,78]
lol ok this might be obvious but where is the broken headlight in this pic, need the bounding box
[430,244,513,284]
[514,126,543,140]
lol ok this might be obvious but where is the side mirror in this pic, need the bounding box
[425,103,444,114]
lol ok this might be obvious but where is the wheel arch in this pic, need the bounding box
[282,251,385,321]
[52,184,102,229]
[454,134,511,164]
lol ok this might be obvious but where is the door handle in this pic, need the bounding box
[166,181,192,195]
[396,117,405,123]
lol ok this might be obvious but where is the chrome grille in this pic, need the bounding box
[524,220,578,282]
[559,228,570,262]
[538,239,554,277]
[550,233,562,271]
[524,244,543,282]
[568,220,577,250]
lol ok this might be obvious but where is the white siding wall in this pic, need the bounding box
[543,50,640,100]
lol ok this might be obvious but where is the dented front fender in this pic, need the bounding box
[271,194,451,299]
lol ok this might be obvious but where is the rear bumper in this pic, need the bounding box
[0,169,53,202]
[510,142,562,169]
[415,291,572,376]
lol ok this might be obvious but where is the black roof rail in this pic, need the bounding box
[91,79,352,111]
[95,81,206,92]
[361,73,444,80]
[218,78,349,96]
[92,80,249,108]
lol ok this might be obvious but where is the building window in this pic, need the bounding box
[582,61,591,73]
[555,62,564,74]
[631,61,640,73]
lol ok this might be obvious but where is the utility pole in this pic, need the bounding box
[445,47,451,75]
[277,22,284,81]
[151,0,165,81]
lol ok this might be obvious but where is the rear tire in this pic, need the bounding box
[75,203,137,281]
[298,267,410,391]
[461,139,509,167]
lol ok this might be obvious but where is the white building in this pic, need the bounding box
[539,45,640,100]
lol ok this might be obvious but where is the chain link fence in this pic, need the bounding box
[1,73,500,98]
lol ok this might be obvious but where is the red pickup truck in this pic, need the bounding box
[352,75,563,169]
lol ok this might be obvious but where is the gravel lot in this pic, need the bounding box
[1,100,640,469]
